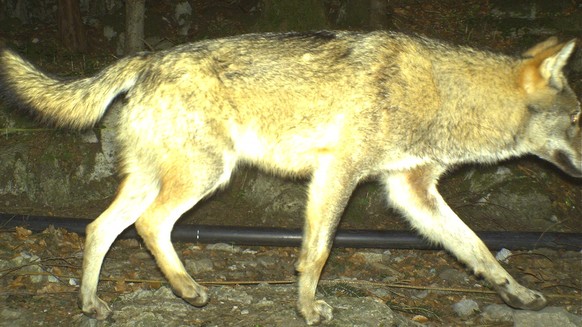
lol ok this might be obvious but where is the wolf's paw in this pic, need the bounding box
[495,281,547,311]
[300,300,333,325]
[79,296,112,320]
[173,284,210,307]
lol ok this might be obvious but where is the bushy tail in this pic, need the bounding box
[0,48,148,129]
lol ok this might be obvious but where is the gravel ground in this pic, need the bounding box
[1,226,581,326]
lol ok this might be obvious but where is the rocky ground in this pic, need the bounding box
[0,225,580,326]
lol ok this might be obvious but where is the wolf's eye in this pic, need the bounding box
[571,112,580,125]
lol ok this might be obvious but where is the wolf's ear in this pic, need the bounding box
[520,39,576,93]
[523,36,559,58]
[539,39,576,89]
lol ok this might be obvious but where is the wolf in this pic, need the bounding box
[0,31,580,325]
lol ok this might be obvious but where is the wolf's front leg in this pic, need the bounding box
[383,165,547,311]
[296,161,359,325]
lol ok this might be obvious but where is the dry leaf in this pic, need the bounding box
[114,279,127,292]
[15,226,32,240]
[37,283,71,294]
[9,275,27,288]
[412,315,429,323]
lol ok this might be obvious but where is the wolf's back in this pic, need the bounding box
[0,49,148,129]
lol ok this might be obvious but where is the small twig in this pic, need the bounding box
[5,268,582,300]
[0,126,110,134]
[1,128,56,134]
[506,252,552,262]
[541,284,582,292]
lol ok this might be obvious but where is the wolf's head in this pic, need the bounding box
[519,37,581,178]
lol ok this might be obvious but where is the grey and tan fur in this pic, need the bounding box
[0,31,580,325]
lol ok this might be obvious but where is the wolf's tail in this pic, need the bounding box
[0,48,149,129]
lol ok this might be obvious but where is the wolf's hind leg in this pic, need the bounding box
[384,166,547,311]
[134,151,235,307]
[80,174,160,320]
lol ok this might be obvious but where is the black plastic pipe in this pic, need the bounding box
[1,213,581,251]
